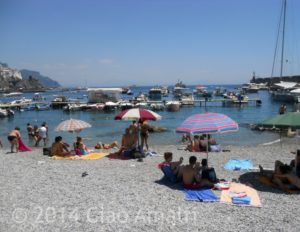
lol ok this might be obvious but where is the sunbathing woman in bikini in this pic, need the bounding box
[259,150,300,191]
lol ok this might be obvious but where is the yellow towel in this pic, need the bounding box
[220,182,262,207]
[52,153,109,160]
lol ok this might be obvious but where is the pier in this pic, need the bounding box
[0,97,262,109]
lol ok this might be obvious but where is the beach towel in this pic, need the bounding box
[232,196,251,205]
[184,188,219,202]
[224,159,253,171]
[220,182,261,207]
[52,152,109,160]
[160,165,178,183]
[18,139,32,152]
[257,175,300,194]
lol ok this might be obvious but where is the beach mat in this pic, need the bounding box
[52,153,109,160]
[220,182,261,207]
[257,175,300,194]
[184,188,219,202]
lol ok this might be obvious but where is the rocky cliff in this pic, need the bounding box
[0,62,60,92]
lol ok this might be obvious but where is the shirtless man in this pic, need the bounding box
[51,136,71,157]
[7,127,21,153]
[182,156,213,189]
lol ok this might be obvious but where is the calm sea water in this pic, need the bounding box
[0,85,292,148]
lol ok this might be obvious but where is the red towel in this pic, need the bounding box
[18,139,32,152]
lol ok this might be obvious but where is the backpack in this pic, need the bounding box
[202,168,217,183]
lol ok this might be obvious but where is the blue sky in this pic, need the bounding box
[0,0,299,87]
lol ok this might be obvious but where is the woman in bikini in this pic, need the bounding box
[140,120,150,151]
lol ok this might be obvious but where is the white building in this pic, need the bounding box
[87,88,122,103]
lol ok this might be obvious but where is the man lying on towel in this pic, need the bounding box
[182,156,214,189]
[259,150,300,191]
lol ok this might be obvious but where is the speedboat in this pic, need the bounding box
[166,101,181,112]
[0,108,14,117]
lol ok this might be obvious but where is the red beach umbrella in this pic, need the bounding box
[114,108,162,121]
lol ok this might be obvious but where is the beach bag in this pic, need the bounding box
[210,144,221,152]
[43,147,52,156]
[202,168,217,183]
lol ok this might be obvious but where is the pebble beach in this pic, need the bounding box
[1,139,300,232]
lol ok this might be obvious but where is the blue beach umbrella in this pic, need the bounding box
[176,112,239,160]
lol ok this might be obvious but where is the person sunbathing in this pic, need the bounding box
[259,150,300,191]
[110,128,137,158]
[51,136,71,157]
[95,141,119,150]
[158,152,184,178]
[182,156,213,189]
[74,137,90,155]
[185,135,200,152]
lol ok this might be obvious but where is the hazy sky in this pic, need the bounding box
[0,0,299,87]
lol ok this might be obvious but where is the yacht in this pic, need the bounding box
[180,93,194,105]
[148,87,162,101]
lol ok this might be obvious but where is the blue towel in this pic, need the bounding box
[184,188,219,202]
[224,159,253,171]
[161,166,178,183]
[232,196,251,205]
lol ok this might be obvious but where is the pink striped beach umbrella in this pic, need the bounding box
[176,112,238,161]
[114,108,162,121]
[176,112,238,135]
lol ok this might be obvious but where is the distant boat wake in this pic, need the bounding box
[261,139,281,146]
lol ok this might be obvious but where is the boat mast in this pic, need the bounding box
[280,0,287,78]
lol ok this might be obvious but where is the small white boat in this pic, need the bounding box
[2,92,23,97]
[103,101,118,111]
[32,93,46,101]
[180,93,194,105]
[135,102,149,109]
[119,102,133,110]
[166,101,180,112]
[0,108,14,117]
[150,103,165,111]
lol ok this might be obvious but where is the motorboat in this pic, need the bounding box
[0,108,14,117]
[103,101,118,111]
[150,103,165,111]
[180,93,194,105]
[165,101,180,112]
[119,101,133,110]
[32,93,46,101]
[36,104,50,111]
[194,85,213,98]
[148,87,162,101]
[2,92,23,97]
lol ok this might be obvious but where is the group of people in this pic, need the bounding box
[159,152,215,189]
[183,134,217,152]
[26,122,48,147]
[49,119,151,158]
